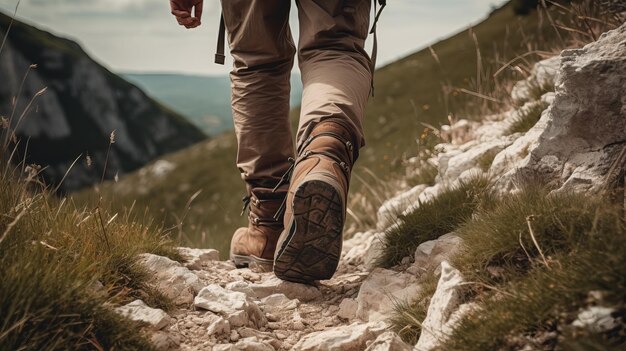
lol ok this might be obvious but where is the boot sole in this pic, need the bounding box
[230,254,274,272]
[274,178,344,284]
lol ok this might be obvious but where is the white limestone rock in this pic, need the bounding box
[407,233,463,277]
[292,321,387,351]
[224,337,276,351]
[206,314,231,336]
[377,184,428,231]
[365,331,413,351]
[337,298,359,321]
[150,330,180,351]
[440,119,479,145]
[194,284,267,328]
[401,184,442,216]
[261,293,299,311]
[356,268,421,322]
[176,247,220,270]
[227,310,249,328]
[572,306,620,333]
[342,231,385,269]
[115,300,171,330]
[511,56,559,104]
[226,276,321,302]
[138,254,203,305]
[137,253,204,306]
[415,261,465,351]
[494,24,626,194]
[473,112,511,142]
[194,284,248,314]
[437,137,515,184]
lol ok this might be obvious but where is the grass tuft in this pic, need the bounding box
[405,160,439,187]
[377,174,493,267]
[0,169,180,350]
[507,100,550,135]
[440,188,626,350]
[390,274,439,345]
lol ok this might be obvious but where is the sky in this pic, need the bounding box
[0,0,506,76]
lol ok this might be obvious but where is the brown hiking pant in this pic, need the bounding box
[220,0,372,193]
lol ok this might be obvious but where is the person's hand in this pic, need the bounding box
[170,0,203,29]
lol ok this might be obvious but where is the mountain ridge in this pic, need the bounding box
[0,11,207,192]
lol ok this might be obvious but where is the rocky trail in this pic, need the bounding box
[112,23,626,351]
[122,232,435,351]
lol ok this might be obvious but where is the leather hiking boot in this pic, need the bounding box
[230,189,287,272]
[273,121,358,283]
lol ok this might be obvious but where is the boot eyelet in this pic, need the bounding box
[340,162,350,173]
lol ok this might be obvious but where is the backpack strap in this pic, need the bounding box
[215,13,226,65]
[369,0,387,96]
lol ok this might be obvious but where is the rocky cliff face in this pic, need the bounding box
[0,13,206,192]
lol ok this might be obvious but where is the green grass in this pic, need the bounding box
[75,134,243,256]
[513,78,556,107]
[477,148,500,172]
[390,274,439,345]
[0,163,180,350]
[507,100,550,135]
[442,188,626,350]
[388,185,626,349]
[377,174,492,267]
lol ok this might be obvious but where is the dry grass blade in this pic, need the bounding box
[541,0,565,46]
[493,50,554,77]
[0,0,20,55]
[0,197,34,245]
[352,169,385,206]
[526,215,550,269]
[95,206,112,252]
[455,88,502,103]
[100,130,116,183]
[2,86,47,152]
[53,153,83,193]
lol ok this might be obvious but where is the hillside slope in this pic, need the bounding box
[0,13,207,192]
[98,23,625,351]
[79,1,575,255]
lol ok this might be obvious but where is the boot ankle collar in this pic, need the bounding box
[297,122,359,163]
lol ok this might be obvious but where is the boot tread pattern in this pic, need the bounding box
[274,180,343,284]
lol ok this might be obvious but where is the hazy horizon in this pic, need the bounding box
[0,0,507,76]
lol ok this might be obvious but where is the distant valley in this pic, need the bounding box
[123,73,304,136]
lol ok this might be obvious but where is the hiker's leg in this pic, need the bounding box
[221,0,296,192]
[273,0,372,282]
[295,0,372,151]
[221,0,295,270]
